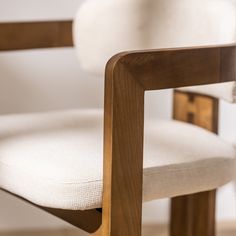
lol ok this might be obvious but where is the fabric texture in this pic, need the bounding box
[73,0,236,102]
[0,109,235,210]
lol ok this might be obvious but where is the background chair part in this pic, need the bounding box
[0,21,73,51]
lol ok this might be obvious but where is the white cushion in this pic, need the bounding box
[73,0,236,101]
[0,109,235,210]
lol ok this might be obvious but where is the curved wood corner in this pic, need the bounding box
[108,44,236,90]
[102,54,145,236]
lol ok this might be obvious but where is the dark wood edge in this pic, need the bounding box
[0,21,73,51]
[0,188,102,234]
[43,207,102,233]
[101,44,236,235]
[106,44,236,90]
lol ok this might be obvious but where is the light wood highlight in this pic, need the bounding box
[173,91,219,133]
[101,44,235,236]
[119,45,236,90]
[102,57,145,236]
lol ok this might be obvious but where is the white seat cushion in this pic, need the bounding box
[0,109,235,210]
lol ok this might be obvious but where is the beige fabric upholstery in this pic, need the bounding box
[0,110,235,210]
[73,0,236,101]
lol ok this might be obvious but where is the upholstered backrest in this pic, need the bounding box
[73,0,236,101]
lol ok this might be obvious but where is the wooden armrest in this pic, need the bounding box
[106,44,236,90]
[0,21,73,51]
[101,44,236,235]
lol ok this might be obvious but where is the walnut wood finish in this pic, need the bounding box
[171,91,220,236]
[173,91,219,133]
[121,45,236,90]
[102,54,145,236]
[43,207,102,233]
[101,44,236,236]
[0,21,73,51]
[171,191,216,236]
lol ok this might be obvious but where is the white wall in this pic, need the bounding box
[0,0,235,231]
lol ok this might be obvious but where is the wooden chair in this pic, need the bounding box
[0,1,236,236]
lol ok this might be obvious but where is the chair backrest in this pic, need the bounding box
[73,0,236,101]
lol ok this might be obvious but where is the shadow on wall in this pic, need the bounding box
[0,48,104,115]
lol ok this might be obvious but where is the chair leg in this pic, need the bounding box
[170,190,216,236]
[172,91,218,236]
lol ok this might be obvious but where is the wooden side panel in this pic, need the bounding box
[0,21,73,51]
[173,91,219,133]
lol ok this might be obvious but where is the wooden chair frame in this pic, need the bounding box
[0,21,235,236]
[172,91,219,236]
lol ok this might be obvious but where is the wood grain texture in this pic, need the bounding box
[117,45,236,90]
[170,191,216,236]
[173,91,219,133]
[102,57,145,236]
[101,44,235,236]
[0,21,73,51]
[172,90,220,235]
